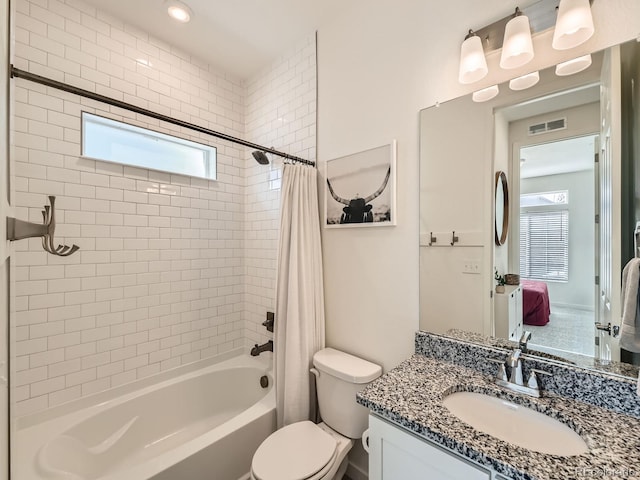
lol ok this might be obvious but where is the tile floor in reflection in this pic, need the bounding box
[526,305,595,357]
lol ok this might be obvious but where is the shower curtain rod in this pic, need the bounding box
[10,65,315,167]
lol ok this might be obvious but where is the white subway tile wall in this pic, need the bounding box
[12,0,316,416]
[243,35,317,349]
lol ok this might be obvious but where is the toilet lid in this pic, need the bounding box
[252,421,337,480]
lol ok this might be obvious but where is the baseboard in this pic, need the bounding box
[551,302,593,312]
[346,461,368,480]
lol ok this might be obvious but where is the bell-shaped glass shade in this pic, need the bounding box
[552,0,594,50]
[459,35,488,84]
[555,54,592,76]
[472,85,499,103]
[509,71,540,90]
[500,14,534,70]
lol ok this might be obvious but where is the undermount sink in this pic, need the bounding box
[442,391,588,457]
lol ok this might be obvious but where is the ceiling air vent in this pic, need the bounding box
[528,117,567,136]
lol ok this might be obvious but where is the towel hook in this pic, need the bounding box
[450,230,459,246]
[428,232,437,246]
[6,196,80,257]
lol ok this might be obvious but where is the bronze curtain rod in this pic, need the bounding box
[10,65,315,167]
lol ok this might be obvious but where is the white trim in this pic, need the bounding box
[346,460,369,480]
[551,302,595,312]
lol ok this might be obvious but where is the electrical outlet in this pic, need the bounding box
[463,260,481,274]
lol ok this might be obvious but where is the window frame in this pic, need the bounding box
[519,207,570,283]
[520,190,569,207]
[80,111,217,180]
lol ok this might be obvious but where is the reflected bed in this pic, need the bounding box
[522,280,551,326]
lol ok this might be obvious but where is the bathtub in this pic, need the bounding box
[16,353,276,480]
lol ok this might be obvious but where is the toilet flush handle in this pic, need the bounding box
[310,368,320,378]
[362,429,370,453]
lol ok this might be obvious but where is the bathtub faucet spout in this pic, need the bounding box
[251,340,273,356]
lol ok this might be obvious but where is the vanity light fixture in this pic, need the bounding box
[555,54,593,76]
[166,0,192,23]
[472,85,500,103]
[509,71,540,91]
[500,8,534,70]
[456,1,598,87]
[552,0,595,50]
[458,30,489,84]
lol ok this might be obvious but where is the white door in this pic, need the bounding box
[0,0,11,477]
[598,45,622,362]
[593,137,600,331]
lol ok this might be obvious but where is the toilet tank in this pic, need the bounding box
[312,348,382,439]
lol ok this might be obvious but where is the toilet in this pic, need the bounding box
[250,348,382,480]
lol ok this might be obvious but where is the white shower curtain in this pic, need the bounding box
[275,163,325,428]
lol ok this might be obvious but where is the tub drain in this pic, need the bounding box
[260,375,269,388]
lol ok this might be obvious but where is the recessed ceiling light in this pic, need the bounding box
[166,1,192,23]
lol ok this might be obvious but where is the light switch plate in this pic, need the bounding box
[462,260,481,274]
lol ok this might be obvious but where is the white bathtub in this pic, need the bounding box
[16,353,276,480]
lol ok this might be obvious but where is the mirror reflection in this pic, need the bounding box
[494,171,509,246]
[420,39,640,378]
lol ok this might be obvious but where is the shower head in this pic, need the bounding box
[252,151,270,165]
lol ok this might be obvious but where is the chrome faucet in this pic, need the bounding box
[519,331,532,353]
[507,348,524,385]
[487,348,552,398]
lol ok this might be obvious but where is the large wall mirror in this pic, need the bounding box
[419,37,640,379]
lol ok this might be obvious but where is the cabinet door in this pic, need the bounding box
[514,286,523,340]
[368,415,490,480]
[507,291,517,340]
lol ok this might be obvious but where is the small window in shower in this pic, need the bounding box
[81,112,217,179]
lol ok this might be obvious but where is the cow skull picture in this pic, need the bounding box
[326,167,391,223]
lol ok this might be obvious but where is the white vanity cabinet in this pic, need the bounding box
[368,415,494,480]
[494,284,523,341]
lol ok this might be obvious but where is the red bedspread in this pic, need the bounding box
[521,280,550,326]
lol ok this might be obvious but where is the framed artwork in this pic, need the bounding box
[325,140,396,228]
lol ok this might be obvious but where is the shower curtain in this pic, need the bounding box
[274,163,325,428]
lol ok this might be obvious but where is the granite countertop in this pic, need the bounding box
[357,354,640,480]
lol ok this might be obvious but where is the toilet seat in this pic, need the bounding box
[251,421,338,480]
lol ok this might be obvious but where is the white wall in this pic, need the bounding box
[512,103,599,310]
[13,0,244,416]
[243,35,317,348]
[318,0,640,373]
[419,94,491,335]
[521,171,595,309]
[11,0,316,417]
[317,3,640,474]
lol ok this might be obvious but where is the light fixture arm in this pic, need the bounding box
[464,29,477,41]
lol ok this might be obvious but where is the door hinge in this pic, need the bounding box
[594,152,599,163]
[595,275,600,285]
[595,213,600,224]
[490,290,494,299]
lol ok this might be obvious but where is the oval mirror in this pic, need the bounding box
[495,171,509,245]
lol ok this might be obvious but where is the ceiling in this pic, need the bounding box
[520,134,597,179]
[81,0,348,79]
